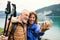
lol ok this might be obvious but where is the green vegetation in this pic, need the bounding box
[0,28,3,35]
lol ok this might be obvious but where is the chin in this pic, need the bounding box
[24,21,27,24]
[22,19,28,24]
[30,23,34,25]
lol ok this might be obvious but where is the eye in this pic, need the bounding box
[33,17,35,19]
[25,14,29,16]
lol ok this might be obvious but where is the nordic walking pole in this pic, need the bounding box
[3,1,11,36]
[6,4,16,37]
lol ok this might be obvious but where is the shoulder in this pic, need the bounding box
[32,23,40,29]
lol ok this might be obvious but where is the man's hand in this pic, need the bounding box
[0,35,8,40]
[11,16,19,23]
[40,20,53,32]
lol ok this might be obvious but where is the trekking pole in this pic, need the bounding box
[8,4,16,40]
[6,4,16,36]
[3,1,11,36]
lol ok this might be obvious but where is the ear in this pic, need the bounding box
[20,13,23,17]
[20,13,22,15]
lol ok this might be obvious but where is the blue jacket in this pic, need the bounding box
[27,23,44,40]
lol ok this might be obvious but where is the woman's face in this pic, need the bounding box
[29,14,35,25]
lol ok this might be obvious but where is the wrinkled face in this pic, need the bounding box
[21,11,29,24]
[29,14,35,25]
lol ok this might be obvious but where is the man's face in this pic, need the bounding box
[21,10,29,24]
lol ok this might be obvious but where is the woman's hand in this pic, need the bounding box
[40,20,53,32]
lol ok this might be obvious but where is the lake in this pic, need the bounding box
[38,16,60,40]
[0,16,60,40]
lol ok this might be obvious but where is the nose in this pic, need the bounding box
[31,18,34,20]
[26,16,29,20]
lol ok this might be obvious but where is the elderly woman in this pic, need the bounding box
[27,11,52,40]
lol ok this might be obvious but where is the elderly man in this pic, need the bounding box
[8,9,29,40]
[0,9,29,40]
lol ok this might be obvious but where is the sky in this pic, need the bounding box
[0,0,60,12]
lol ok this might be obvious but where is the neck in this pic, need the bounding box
[29,23,33,27]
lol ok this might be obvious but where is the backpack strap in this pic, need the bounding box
[8,22,18,40]
[10,22,18,35]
